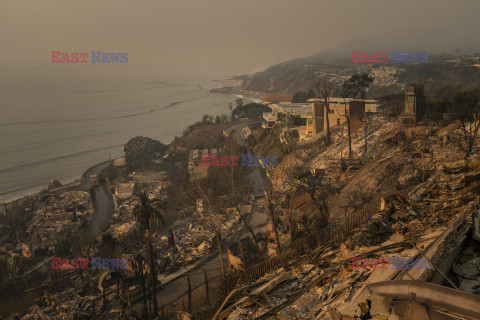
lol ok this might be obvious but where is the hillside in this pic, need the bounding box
[239,28,480,95]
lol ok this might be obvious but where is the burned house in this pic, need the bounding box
[188,148,219,180]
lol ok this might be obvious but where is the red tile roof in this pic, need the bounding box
[262,93,293,103]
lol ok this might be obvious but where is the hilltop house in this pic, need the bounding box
[262,93,293,105]
[262,98,381,141]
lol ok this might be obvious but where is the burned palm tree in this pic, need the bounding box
[168,228,176,265]
[133,191,167,316]
[131,253,148,316]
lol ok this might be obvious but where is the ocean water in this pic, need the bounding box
[0,68,238,202]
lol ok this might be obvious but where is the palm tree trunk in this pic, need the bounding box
[169,228,176,266]
[141,275,148,317]
[148,239,158,315]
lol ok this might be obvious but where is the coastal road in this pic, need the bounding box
[155,254,226,307]
[227,120,267,197]
[152,200,266,308]
[79,161,115,243]
[149,121,268,308]
[223,120,251,147]
[123,120,268,312]
[85,184,114,242]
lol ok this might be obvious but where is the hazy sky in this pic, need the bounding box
[1,0,479,77]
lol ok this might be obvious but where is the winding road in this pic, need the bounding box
[88,121,268,311]
[150,120,268,308]
[80,161,115,243]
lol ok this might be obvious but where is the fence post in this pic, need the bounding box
[102,289,107,312]
[203,269,210,305]
[127,286,131,316]
[187,273,192,314]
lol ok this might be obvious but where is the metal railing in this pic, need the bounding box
[89,186,416,318]
[241,186,414,284]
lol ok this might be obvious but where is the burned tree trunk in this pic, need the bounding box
[266,193,281,254]
[168,228,176,265]
[148,239,159,315]
[216,232,227,295]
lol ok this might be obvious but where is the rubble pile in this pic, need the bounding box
[310,118,397,167]
[154,207,246,272]
[0,191,93,259]
[6,117,480,319]
[10,267,135,320]
[31,192,91,247]
[215,123,480,319]
[105,199,248,273]
[449,210,480,295]
[103,196,141,240]
[16,275,97,320]
[220,199,480,319]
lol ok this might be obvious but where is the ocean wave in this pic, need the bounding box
[0,97,198,127]
[0,182,48,198]
[0,126,182,176]
[0,144,124,176]
[0,81,188,95]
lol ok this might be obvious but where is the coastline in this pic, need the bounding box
[1,91,236,207]
[0,77,239,205]
[209,83,266,102]
[1,159,112,213]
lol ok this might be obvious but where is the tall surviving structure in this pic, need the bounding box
[405,84,416,116]
[402,83,427,124]
[262,99,378,141]
[398,84,418,126]
[312,100,366,136]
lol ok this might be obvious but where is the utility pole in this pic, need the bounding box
[364,114,369,154]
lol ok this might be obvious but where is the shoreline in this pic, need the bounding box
[1,159,112,211]
[209,84,266,101]
[1,79,243,207]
